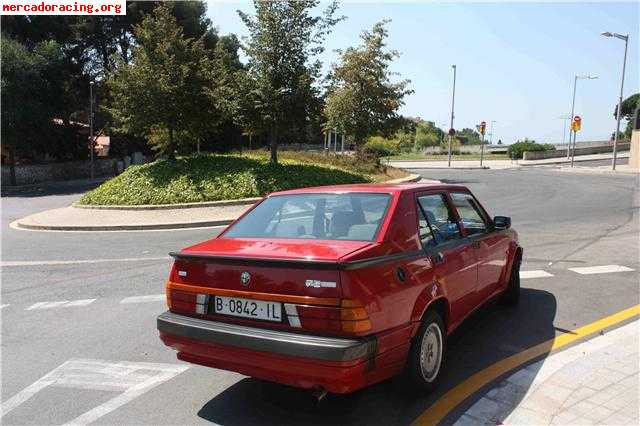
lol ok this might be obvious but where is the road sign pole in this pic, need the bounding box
[480,133,485,167]
[570,130,576,167]
[568,75,578,159]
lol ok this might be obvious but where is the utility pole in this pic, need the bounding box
[601,32,629,170]
[89,81,94,180]
[448,65,457,168]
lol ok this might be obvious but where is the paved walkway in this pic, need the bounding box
[456,320,639,425]
[387,152,631,170]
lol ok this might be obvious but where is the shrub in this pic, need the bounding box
[363,136,399,157]
[507,139,555,159]
[78,153,374,206]
[394,130,414,152]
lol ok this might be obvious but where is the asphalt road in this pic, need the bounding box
[1,167,638,425]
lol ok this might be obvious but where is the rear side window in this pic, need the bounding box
[223,193,391,241]
[450,192,490,236]
[417,194,461,245]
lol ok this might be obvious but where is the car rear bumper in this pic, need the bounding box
[157,311,396,393]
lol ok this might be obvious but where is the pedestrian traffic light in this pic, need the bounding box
[479,121,486,136]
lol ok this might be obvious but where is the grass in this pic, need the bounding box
[385,153,509,161]
[78,151,408,206]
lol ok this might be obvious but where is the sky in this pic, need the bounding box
[206,1,639,145]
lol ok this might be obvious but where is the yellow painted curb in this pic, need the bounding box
[413,304,640,426]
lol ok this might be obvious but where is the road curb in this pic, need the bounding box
[12,173,422,232]
[11,218,234,232]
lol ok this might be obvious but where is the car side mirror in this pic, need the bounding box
[493,216,511,230]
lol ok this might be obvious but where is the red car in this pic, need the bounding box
[157,183,521,395]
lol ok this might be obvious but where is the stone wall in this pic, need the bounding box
[523,143,630,161]
[2,153,148,187]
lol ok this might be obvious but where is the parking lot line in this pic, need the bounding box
[568,265,635,275]
[520,270,554,279]
[119,295,165,304]
[26,299,96,310]
[412,304,640,426]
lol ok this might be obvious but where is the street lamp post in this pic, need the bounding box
[567,74,598,159]
[448,65,457,167]
[89,81,94,180]
[602,32,629,171]
[489,120,496,144]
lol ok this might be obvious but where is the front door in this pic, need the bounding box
[416,192,480,329]
[449,191,510,300]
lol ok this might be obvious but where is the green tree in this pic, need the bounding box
[324,20,413,146]
[1,36,61,183]
[237,0,342,164]
[414,121,444,150]
[457,127,483,145]
[106,5,222,158]
[614,93,639,138]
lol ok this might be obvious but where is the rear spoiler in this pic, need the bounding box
[169,251,339,270]
[169,249,424,271]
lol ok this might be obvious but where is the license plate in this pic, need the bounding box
[213,296,282,322]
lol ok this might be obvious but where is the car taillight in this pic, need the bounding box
[165,281,173,310]
[292,299,371,334]
[339,299,372,333]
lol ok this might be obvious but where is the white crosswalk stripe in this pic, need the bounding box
[520,270,554,279]
[120,294,165,304]
[1,304,9,309]
[26,299,96,310]
[568,265,635,275]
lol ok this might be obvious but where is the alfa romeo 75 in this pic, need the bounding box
[157,183,521,394]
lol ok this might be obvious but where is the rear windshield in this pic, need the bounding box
[223,193,392,241]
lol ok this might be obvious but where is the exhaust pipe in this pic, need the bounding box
[311,386,328,402]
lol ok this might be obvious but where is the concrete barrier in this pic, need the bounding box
[523,143,630,161]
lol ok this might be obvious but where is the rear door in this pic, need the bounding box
[449,191,510,301]
[416,192,481,328]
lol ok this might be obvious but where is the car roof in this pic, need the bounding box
[267,181,470,197]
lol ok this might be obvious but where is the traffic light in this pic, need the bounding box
[572,116,582,132]
[479,121,486,136]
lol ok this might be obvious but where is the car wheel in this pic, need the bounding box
[501,254,521,306]
[405,310,446,392]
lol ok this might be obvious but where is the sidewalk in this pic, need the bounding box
[455,320,639,425]
[386,152,631,170]
[11,173,422,231]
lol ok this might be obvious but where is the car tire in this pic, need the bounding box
[501,254,521,306]
[404,310,446,392]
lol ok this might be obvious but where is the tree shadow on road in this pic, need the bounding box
[197,288,557,425]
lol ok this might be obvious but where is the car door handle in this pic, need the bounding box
[431,252,445,264]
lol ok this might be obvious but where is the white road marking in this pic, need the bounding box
[120,294,165,304]
[0,304,9,309]
[1,257,169,267]
[520,270,554,279]
[0,358,188,424]
[26,299,96,310]
[568,265,635,275]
